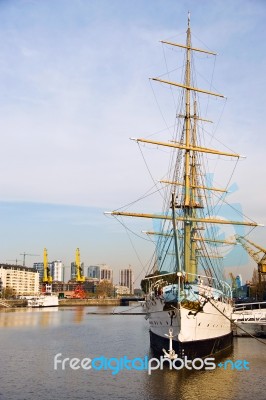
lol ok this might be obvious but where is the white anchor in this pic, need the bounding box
[162,328,177,359]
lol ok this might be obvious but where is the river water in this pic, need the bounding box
[0,306,265,400]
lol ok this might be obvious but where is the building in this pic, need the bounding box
[33,262,55,282]
[71,262,76,280]
[0,264,39,296]
[33,262,44,281]
[87,265,100,279]
[33,261,63,282]
[88,264,113,283]
[51,260,63,281]
[71,261,84,280]
[119,268,134,294]
[100,266,113,282]
[114,285,130,296]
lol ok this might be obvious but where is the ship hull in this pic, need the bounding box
[150,329,233,359]
[143,283,233,359]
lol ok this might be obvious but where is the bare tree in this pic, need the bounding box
[96,280,114,298]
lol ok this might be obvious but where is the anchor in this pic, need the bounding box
[162,328,177,359]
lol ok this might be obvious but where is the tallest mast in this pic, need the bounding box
[183,13,193,275]
[106,14,259,278]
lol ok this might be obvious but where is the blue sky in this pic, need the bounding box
[0,0,265,285]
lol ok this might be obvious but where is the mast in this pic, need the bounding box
[190,99,199,276]
[171,192,181,272]
[105,15,263,279]
[183,14,192,275]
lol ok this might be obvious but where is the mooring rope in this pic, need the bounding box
[201,295,266,347]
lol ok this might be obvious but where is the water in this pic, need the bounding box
[0,306,266,400]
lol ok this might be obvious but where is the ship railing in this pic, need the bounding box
[234,301,266,312]
[185,272,232,299]
[144,271,232,301]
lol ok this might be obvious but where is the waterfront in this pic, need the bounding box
[0,306,266,400]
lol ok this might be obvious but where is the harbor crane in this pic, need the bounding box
[71,248,86,299]
[20,252,40,267]
[236,236,266,284]
[43,248,53,284]
[75,248,85,283]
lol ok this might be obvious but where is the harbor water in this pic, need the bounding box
[0,306,266,400]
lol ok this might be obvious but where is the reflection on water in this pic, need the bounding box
[0,307,266,400]
[0,307,87,328]
[145,359,236,400]
[145,338,266,400]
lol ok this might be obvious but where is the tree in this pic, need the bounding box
[96,280,114,298]
[1,287,16,299]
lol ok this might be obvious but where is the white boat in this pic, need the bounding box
[27,285,58,308]
[105,14,260,359]
[233,321,266,337]
[232,301,266,337]
[27,294,59,308]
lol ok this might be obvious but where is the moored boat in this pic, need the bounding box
[27,284,58,308]
[27,293,59,308]
[232,301,266,337]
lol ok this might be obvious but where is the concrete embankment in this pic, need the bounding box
[58,298,121,306]
[0,298,121,308]
[0,299,27,308]
[0,298,143,308]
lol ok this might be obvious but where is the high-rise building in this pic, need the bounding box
[88,264,113,283]
[51,260,63,282]
[100,267,113,282]
[33,261,63,282]
[71,261,84,281]
[71,262,76,280]
[119,268,134,294]
[33,262,44,281]
[87,265,100,279]
[0,264,39,296]
[33,262,53,282]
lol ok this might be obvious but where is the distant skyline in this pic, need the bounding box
[0,0,265,287]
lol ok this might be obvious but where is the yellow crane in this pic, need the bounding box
[236,236,266,284]
[43,248,53,284]
[75,248,85,283]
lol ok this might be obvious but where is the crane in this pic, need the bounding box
[71,248,86,299]
[43,248,53,284]
[20,252,40,267]
[236,236,266,284]
[75,248,85,283]
[6,259,22,265]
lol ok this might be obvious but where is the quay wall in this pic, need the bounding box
[0,298,121,308]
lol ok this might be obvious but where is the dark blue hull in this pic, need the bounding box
[150,329,233,359]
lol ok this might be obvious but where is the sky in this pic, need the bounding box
[0,0,265,286]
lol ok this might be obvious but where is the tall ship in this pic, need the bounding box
[106,15,260,358]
